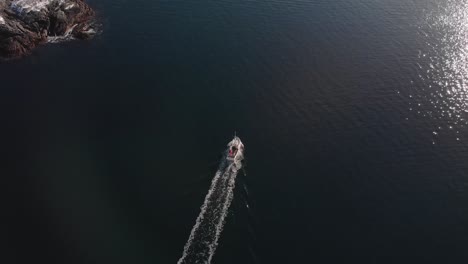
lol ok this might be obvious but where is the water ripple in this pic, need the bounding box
[414,1,468,139]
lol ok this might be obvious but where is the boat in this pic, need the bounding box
[226,136,244,163]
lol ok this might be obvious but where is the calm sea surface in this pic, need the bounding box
[4,0,468,263]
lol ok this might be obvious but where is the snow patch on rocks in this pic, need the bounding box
[11,0,63,13]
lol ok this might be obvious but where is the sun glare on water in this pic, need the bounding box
[413,1,468,140]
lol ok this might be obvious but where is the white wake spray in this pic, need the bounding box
[178,158,242,264]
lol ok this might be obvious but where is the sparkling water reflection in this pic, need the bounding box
[415,1,468,138]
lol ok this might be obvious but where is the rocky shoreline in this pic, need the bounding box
[0,0,96,58]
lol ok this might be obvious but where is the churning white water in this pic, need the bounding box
[178,156,243,264]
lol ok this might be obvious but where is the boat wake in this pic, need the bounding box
[178,144,243,264]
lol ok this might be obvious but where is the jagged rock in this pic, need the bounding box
[0,0,95,58]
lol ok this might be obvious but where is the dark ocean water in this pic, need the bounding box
[4,0,468,263]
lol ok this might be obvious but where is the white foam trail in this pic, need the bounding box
[178,159,241,264]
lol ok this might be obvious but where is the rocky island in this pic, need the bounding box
[0,0,96,58]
